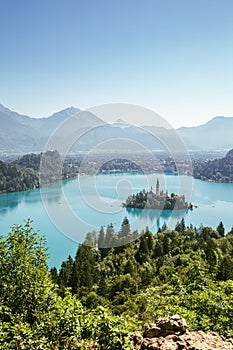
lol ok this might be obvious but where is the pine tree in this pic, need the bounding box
[72,244,100,296]
[98,226,105,248]
[217,221,225,237]
[118,216,130,238]
[58,255,74,295]
[180,218,186,232]
[136,234,151,263]
[50,267,59,284]
[105,223,115,247]
[98,226,110,258]
[217,255,233,280]
[175,218,185,233]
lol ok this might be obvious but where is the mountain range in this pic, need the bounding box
[0,103,232,155]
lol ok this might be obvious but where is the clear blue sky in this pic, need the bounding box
[0,0,233,127]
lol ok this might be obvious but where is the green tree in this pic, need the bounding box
[161,222,168,231]
[98,226,105,248]
[105,223,116,247]
[217,221,225,237]
[119,216,130,238]
[217,255,233,281]
[135,231,153,263]
[50,266,59,284]
[72,244,100,296]
[0,221,135,349]
[175,218,185,233]
[58,255,74,295]
[0,220,54,324]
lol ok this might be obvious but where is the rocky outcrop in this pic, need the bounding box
[143,315,187,338]
[131,315,233,350]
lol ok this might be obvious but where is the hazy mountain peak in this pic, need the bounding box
[62,106,80,115]
[205,116,228,124]
[114,118,127,124]
[48,107,80,119]
[112,118,131,128]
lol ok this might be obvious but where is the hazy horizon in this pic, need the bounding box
[1,101,232,129]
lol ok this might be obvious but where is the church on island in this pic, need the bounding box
[148,178,169,199]
[123,178,193,210]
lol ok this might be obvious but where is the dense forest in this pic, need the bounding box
[0,150,78,194]
[1,219,233,349]
[53,218,233,338]
[193,148,233,182]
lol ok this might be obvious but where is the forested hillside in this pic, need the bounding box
[0,150,77,193]
[193,148,233,182]
[1,219,233,349]
[53,218,233,338]
[0,219,233,350]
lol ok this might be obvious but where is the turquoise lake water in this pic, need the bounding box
[0,173,233,268]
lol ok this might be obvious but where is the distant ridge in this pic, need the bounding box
[193,148,233,182]
[0,103,232,155]
[176,116,233,151]
[226,149,233,159]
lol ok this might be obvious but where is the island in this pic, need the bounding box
[123,178,193,210]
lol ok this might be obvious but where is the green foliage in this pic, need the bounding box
[130,279,233,337]
[71,244,100,297]
[193,150,233,182]
[1,219,233,348]
[0,220,51,324]
[217,220,225,237]
[57,221,233,338]
[119,216,131,238]
[0,221,134,349]
[81,306,134,350]
[124,190,190,210]
[0,159,38,193]
[0,151,78,194]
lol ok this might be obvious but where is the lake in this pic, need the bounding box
[0,173,233,268]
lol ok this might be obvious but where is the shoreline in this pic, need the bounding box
[1,171,233,197]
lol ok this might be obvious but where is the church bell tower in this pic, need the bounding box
[156,178,160,196]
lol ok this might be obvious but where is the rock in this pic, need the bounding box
[132,316,233,350]
[143,315,187,338]
[131,331,143,348]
